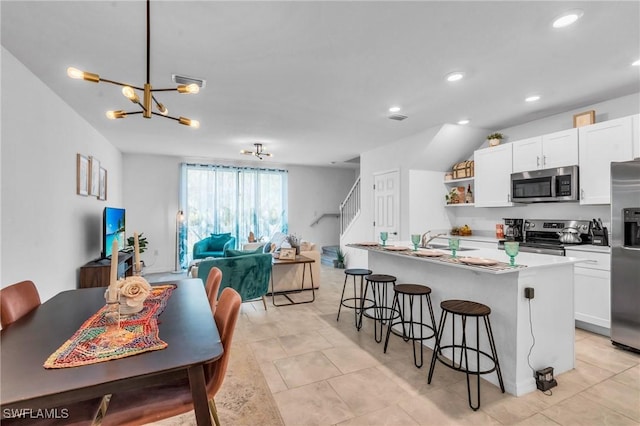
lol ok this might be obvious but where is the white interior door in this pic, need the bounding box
[374,170,400,242]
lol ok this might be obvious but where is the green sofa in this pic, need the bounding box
[196,252,272,304]
[193,233,236,259]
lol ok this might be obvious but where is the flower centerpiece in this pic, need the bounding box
[286,233,301,255]
[116,275,152,315]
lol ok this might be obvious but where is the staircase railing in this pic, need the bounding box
[339,176,361,235]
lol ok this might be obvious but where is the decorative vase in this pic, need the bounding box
[488,138,501,147]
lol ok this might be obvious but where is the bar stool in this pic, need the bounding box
[383,284,437,368]
[360,274,399,343]
[337,268,374,330]
[427,299,505,410]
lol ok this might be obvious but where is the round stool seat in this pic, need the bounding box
[441,299,491,317]
[366,274,396,283]
[344,269,372,276]
[394,284,432,296]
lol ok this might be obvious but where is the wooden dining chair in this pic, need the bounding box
[100,287,243,426]
[0,280,41,328]
[205,266,223,314]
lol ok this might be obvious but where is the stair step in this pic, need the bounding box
[322,245,340,255]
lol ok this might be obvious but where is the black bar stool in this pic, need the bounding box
[337,268,374,329]
[427,299,505,410]
[383,284,437,368]
[360,274,399,343]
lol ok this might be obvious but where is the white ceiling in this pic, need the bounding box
[2,1,639,168]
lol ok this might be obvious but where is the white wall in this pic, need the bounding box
[1,48,123,302]
[123,153,356,273]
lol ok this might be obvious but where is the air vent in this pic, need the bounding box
[172,74,206,88]
[388,114,408,121]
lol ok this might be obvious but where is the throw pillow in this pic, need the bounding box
[209,233,231,251]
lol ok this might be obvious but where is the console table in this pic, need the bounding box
[270,254,315,306]
[79,251,134,288]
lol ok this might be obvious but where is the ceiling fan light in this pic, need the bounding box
[177,84,199,94]
[179,117,199,128]
[67,67,99,83]
[122,86,139,103]
[106,110,126,119]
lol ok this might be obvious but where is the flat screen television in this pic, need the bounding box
[103,207,126,258]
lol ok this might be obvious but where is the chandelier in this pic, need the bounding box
[67,0,200,128]
[241,143,273,160]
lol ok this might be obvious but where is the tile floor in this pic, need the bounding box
[159,264,640,425]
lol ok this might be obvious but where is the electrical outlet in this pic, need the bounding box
[525,287,535,299]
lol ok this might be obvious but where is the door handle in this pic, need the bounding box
[391,232,398,235]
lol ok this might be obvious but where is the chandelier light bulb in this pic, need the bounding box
[446,72,465,82]
[179,117,199,128]
[553,9,584,28]
[156,103,168,115]
[122,86,139,103]
[106,110,126,119]
[67,67,84,79]
[177,84,200,94]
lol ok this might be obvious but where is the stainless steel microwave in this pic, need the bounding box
[511,165,579,203]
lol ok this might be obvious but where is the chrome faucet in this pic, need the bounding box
[420,230,445,248]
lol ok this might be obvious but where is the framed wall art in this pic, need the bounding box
[89,156,100,197]
[98,167,107,201]
[573,110,595,128]
[279,247,297,260]
[76,154,89,196]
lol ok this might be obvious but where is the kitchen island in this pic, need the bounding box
[349,242,584,396]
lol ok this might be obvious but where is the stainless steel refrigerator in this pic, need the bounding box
[611,159,640,352]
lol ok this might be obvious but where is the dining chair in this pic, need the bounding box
[0,280,41,328]
[205,266,223,314]
[100,287,242,426]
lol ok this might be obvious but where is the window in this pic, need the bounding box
[179,164,288,266]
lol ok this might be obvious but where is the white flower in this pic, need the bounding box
[117,276,151,307]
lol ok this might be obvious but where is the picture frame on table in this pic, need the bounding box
[98,167,107,201]
[76,154,89,196]
[573,110,595,128]
[89,156,100,197]
[279,247,297,260]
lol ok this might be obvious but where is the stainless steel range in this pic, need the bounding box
[498,219,593,256]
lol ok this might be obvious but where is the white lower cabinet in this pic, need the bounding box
[566,248,611,334]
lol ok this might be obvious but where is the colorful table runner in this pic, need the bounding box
[44,284,176,369]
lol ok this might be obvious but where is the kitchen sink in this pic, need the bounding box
[422,244,477,251]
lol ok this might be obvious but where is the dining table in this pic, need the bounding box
[0,278,221,426]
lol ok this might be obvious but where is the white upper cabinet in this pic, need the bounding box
[579,116,634,205]
[512,128,578,173]
[633,114,640,159]
[474,143,514,207]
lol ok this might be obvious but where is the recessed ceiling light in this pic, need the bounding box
[552,9,583,28]
[457,119,470,125]
[446,72,465,82]
[388,106,401,113]
[633,59,640,66]
[525,95,541,102]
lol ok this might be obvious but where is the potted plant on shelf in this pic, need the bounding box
[486,132,504,147]
[334,247,346,269]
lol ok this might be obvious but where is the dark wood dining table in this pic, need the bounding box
[0,278,221,426]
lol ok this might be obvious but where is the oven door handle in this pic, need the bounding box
[622,246,640,252]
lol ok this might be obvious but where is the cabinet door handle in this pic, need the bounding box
[543,155,546,167]
[584,260,599,264]
[536,156,540,167]
[507,193,511,202]
[581,189,585,199]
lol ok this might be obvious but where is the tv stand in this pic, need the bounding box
[79,251,134,288]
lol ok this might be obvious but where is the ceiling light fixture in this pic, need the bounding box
[446,72,465,82]
[457,119,470,125]
[240,143,273,160]
[67,0,200,128]
[633,59,640,66]
[525,95,541,102]
[552,9,583,28]
[388,106,401,113]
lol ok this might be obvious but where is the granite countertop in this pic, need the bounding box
[348,242,583,275]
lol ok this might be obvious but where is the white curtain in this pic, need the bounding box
[179,163,288,265]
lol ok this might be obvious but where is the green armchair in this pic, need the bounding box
[193,233,236,259]
[196,253,272,308]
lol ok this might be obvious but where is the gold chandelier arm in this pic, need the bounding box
[98,78,144,91]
